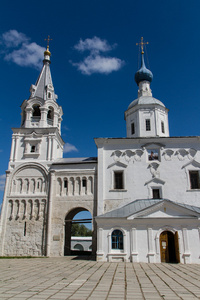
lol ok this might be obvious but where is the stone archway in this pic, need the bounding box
[64,207,93,256]
[160,231,180,263]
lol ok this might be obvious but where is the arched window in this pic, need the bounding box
[111,230,123,250]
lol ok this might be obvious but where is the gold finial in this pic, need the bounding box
[44,35,52,56]
[136,37,149,54]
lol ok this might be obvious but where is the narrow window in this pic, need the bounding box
[64,179,68,189]
[112,230,123,249]
[24,222,26,236]
[131,122,135,135]
[31,145,36,153]
[82,179,87,187]
[114,171,123,189]
[146,119,151,131]
[161,121,165,133]
[189,171,200,189]
[152,189,160,199]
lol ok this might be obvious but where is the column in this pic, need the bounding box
[46,170,56,256]
[13,136,19,162]
[147,227,155,263]
[25,107,33,127]
[53,111,59,128]
[47,136,52,161]
[40,107,48,127]
[0,171,11,255]
[96,227,104,261]
[131,227,138,262]
[50,137,54,160]
[182,228,190,263]
[9,137,15,162]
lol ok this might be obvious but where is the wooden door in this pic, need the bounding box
[160,231,169,263]
[174,231,180,263]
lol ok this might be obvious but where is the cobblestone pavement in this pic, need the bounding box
[0,257,200,300]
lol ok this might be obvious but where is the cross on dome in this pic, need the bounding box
[44,35,53,57]
[136,37,149,54]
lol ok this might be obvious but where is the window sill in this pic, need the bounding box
[24,153,40,158]
[186,189,200,192]
[108,251,127,255]
[109,189,127,192]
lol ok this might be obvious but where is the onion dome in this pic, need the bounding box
[44,45,51,57]
[135,53,153,86]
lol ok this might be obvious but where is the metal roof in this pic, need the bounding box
[52,157,97,165]
[96,199,200,219]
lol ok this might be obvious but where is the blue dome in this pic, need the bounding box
[135,54,153,86]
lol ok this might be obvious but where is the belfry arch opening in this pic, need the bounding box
[64,208,93,256]
[47,107,54,125]
[160,230,180,263]
[32,104,41,121]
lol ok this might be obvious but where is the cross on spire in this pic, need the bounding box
[44,35,52,50]
[136,37,149,54]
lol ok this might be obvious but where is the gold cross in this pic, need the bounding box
[44,35,53,48]
[136,37,149,54]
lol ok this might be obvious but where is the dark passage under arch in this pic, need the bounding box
[64,208,92,256]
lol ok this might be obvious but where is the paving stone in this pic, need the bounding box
[0,258,200,299]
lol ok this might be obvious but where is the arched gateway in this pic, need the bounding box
[160,231,180,263]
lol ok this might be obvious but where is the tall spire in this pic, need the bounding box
[135,37,153,86]
[29,36,57,101]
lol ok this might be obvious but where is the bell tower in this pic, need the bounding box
[9,44,64,170]
[125,37,169,138]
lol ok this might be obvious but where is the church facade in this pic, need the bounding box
[0,44,200,263]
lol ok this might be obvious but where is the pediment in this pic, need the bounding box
[145,177,165,186]
[107,161,128,169]
[127,200,200,219]
[141,142,165,149]
[182,160,200,169]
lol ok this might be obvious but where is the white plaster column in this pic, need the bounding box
[97,146,104,215]
[47,136,52,161]
[50,137,54,160]
[40,107,48,127]
[154,109,158,136]
[182,227,191,263]
[13,136,19,162]
[131,227,138,262]
[96,227,104,261]
[108,232,111,254]
[0,171,11,255]
[9,136,15,162]
[147,227,155,263]
[46,170,56,256]
[53,111,59,128]
[25,107,33,127]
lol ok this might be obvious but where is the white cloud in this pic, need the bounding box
[74,36,114,53]
[0,174,6,192]
[72,36,124,75]
[5,42,45,69]
[63,143,78,153]
[2,29,29,47]
[72,54,124,75]
[1,30,45,69]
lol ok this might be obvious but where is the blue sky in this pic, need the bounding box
[1,0,200,207]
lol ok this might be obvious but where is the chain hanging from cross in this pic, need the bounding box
[136,37,149,54]
[44,35,53,50]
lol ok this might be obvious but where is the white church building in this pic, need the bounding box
[0,43,200,264]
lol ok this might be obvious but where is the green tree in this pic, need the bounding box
[71,223,92,237]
